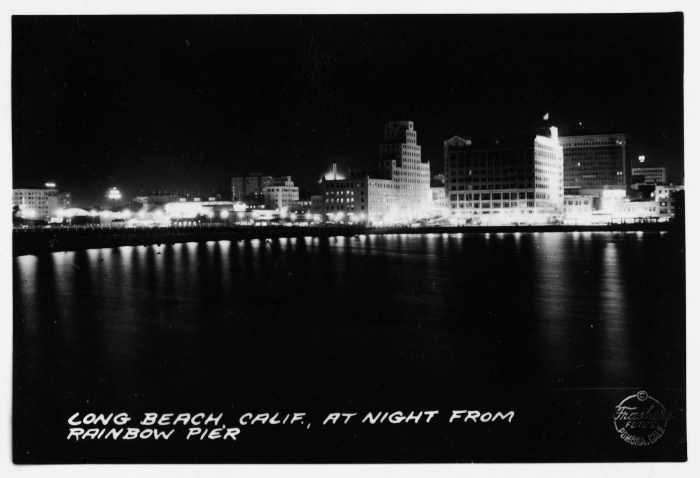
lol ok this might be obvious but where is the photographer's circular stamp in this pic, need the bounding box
[613,390,669,447]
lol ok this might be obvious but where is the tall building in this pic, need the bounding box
[13,183,70,221]
[378,121,432,215]
[230,177,245,201]
[231,173,273,202]
[262,176,300,210]
[321,121,431,224]
[559,134,627,194]
[443,126,564,224]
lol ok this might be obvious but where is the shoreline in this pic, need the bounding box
[12,222,681,256]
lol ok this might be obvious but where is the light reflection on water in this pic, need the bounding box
[14,232,683,400]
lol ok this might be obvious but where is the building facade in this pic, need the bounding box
[310,195,324,214]
[563,194,594,223]
[262,176,300,210]
[443,126,564,224]
[653,184,683,220]
[430,186,448,210]
[377,121,432,218]
[231,173,274,202]
[559,134,626,194]
[631,167,667,187]
[13,184,70,221]
[321,121,432,224]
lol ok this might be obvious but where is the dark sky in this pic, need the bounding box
[12,14,683,206]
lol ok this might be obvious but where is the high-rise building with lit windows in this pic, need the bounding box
[444,126,564,224]
[377,121,432,214]
[559,134,627,194]
[321,121,432,224]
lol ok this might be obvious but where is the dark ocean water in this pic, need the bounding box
[13,231,686,463]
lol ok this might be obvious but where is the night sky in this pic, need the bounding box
[12,14,683,206]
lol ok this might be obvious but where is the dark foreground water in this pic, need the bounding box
[13,231,686,463]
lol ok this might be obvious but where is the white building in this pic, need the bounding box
[444,126,564,225]
[377,121,432,219]
[321,121,432,224]
[262,176,300,210]
[13,184,70,221]
[431,186,448,210]
[563,194,594,223]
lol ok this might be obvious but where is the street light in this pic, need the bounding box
[638,155,646,164]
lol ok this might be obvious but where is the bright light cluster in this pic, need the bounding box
[106,187,123,201]
[164,202,214,219]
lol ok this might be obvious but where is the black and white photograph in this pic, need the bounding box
[8,4,692,469]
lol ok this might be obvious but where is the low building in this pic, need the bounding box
[617,201,660,222]
[583,187,627,212]
[563,194,594,223]
[631,167,667,188]
[164,200,234,224]
[652,184,684,220]
[133,192,183,208]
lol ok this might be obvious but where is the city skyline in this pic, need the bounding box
[12,14,683,205]
[13,118,684,227]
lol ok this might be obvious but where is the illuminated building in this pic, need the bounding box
[262,176,300,210]
[322,178,367,216]
[13,183,70,221]
[559,134,626,194]
[561,187,666,225]
[563,194,594,223]
[652,184,683,220]
[444,126,564,224]
[321,121,432,224]
[378,121,432,217]
[431,186,448,210]
[618,201,660,221]
[631,167,667,188]
[133,192,183,208]
[323,163,346,181]
[164,200,233,224]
